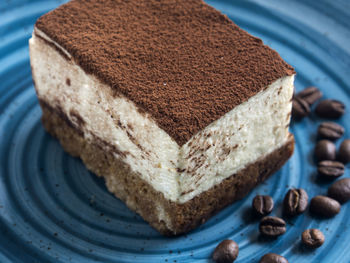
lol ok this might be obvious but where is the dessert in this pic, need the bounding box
[29,0,295,235]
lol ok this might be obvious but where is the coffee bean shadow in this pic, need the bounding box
[291,241,318,256]
[241,206,260,225]
[307,149,317,168]
[311,171,333,187]
[309,131,317,143]
[307,209,333,221]
[309,110,322,123]
[302,204,335,222]
[246,231,259,244]
[290,118,297,127]
[283,214,298,227]
[273,201,284,218]
[256,233,281,244]
[246,230,279,245]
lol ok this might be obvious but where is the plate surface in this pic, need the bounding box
[0,0,350,262]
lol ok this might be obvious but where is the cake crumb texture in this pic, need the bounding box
[36,0,295,145]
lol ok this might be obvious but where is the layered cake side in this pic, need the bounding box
[30,0,295,235]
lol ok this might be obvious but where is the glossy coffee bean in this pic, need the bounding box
[315,99,345,119]
[302,229,325,248]
[252,195,274,217]
[259,253,289,263]
[314,140,336,162]
[328,178,350,203]
[310,195,340,217]
[212,240,239,263]
[283,188,308,216]
[317,122,344,140]
[338,139,350,164]
[317,160,345,179]
[259,216,286,237]
[296,86,323,105]
[292,97,310,119]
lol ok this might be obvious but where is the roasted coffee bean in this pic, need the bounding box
[315,99,345,119]
[317,122,344,140]
[252,195,274,217]
[212,240,239,263]
[296,86,323,106]
[314,140,336,162]
[310,195,340,217]
[259,253,289,263]
[301,229,325,248]
[317,160,345,179]
[283,188,308,216]
[328,178,350,203]
[259,216,286,237]
[292,97,310,119]
[338,139,350,164]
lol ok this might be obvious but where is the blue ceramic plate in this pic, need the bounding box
[1,0,349,262]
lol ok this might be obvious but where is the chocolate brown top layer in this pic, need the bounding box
[35,0,295,146]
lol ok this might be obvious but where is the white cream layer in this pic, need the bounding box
[30,29,294,204]
[180,76,293,201]
[30,31,180,201]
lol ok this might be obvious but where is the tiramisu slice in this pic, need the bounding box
[29,0,295,235]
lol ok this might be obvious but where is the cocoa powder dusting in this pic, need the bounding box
[36,0,295,145]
